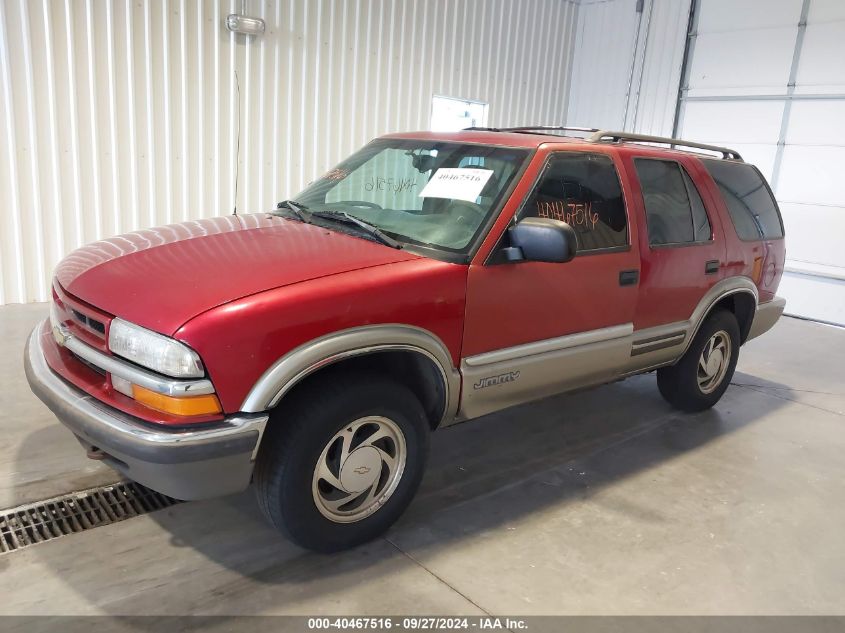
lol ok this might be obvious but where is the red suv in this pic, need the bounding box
[25,127,786,551]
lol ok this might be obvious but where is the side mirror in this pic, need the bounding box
[505,217,578,263]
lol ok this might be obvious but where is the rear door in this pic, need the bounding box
[623,153,727,363]
[460,149,641,418]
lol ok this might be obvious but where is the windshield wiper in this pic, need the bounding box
[274,200,312,223]
[310,211,402,249]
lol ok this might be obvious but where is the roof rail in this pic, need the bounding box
[587,130,743,161]
[463,126,599,135]
[501,126,600,134]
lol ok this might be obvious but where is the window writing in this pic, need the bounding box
[293,140,529,253]
[521,153,628,251]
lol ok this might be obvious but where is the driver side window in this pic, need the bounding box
[521,152,628,252]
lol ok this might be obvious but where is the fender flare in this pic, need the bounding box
[239,324,461,426]
[681,276,759,356]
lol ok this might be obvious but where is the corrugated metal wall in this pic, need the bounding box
[629,0,690,135]
[0,0,578,305]
[567,0,639,130]
[566,0,691,135]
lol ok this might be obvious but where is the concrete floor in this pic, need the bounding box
[1,303,844,615]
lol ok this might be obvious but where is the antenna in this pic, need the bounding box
[233,70,241,216]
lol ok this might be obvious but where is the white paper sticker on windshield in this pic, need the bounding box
[418,168,494,202]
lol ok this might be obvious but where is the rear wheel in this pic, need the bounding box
[254,374,429,552]
[657,309,740,412]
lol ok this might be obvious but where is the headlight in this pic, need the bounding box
[108,318,204,378]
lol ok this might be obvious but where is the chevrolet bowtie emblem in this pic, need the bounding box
[52,325,69,346]
[353,466,371,475]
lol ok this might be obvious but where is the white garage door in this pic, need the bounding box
[676,0,845,325]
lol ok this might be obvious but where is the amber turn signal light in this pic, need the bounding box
[131,385,223,417]
[752,256,764,283]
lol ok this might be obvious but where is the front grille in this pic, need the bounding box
[0,482,181,554]
[70,308,106,335]
[70,350,106,377]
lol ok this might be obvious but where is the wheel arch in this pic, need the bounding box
[709,291,757,344]
[686,277,759,352]
[240,325,461,429]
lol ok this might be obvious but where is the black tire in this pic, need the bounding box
[254,373,429,553]
[657,309,740,412]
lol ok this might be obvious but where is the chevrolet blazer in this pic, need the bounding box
[25,127,786,551]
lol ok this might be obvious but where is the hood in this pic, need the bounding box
[55,213,418,334]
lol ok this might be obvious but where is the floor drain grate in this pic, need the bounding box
[0,482,182,554]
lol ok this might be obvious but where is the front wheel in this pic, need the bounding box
[657,309,740,412]
[254,374,429,552]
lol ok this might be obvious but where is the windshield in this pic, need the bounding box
[289,140,530,254]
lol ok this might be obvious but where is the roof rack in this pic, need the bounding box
[587,130,743,161]
[502,126,600,135]
[460,125,743,161]
[464,126,599,136]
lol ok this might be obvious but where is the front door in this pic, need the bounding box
[460,150,641,419]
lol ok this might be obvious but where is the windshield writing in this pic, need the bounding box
[291,140,529,253]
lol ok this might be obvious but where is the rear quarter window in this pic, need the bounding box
[702,160,784,241]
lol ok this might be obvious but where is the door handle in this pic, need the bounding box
[705,260,720,275]
[619,269,639,286]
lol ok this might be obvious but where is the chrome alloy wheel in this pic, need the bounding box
[312,416,407,523]
[697,330,732,394]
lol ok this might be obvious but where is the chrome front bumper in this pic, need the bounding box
[747,296,787,341]
[24,322,268,500]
